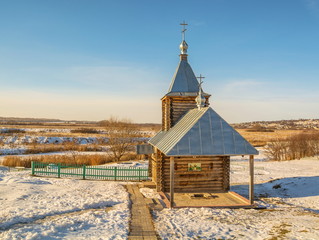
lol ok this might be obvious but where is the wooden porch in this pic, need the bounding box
[159,191,255,208]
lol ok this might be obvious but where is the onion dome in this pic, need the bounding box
[179,40,188,54]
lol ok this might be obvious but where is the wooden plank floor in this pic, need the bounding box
[127,184,160,240]
[163,191,252,208]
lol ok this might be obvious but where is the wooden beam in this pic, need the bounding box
[249,155,254,205]
[170,156,175,208]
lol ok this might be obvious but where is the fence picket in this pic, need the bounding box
[58,163,61,178]
[114,167,117,181]
[31,161,35,175]
[83,165,86,180]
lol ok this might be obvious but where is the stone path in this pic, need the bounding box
[127,184,161,240]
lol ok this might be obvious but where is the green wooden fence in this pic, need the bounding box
[31,161,149,181]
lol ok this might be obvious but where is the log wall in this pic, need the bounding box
[151,149,164,192]
[153,154,230,193]
[161,96,210,131]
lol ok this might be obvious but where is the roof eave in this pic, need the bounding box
[164,151,259,157]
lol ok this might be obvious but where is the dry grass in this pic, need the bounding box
[2,152,139,168]
[0,123,157,138]
[25,142,103,154]
[236,129,308,147]
[70,128,101,134]
[3,154,112,168]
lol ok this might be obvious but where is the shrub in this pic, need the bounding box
[2,154,114,167]
[3,156,32,168]
[101,117,142,162]
[24,143,103,154]
[265,131,319,161]
[0,128,26,134]
[70,128,100,134]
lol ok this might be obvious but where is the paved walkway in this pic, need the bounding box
[127,184,160,240]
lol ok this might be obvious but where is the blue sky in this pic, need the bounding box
[1,0,319,123]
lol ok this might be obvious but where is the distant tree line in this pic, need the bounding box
[265,131,319,161]
[233,119,319,130]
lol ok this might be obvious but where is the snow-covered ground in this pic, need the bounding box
[0,168,130,240]
[0,135,149,155]
[151,157,319,240]
[0,128,72,133]
[0,135,99,146]
[0,135,101,155]
[1,154,319,239]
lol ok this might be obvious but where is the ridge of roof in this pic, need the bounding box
[149,107,258,156]
[149,107,208,153]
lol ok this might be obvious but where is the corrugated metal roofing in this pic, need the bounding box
[149,107,258,156]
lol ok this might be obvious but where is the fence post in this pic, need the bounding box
[83,165,86,180]
[58,163,61,178]
[138,167,141,181]
[31,161,35,175]
[114,167,117,181]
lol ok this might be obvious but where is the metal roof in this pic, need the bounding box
[149,107,258,156]
[165,59,210,97]
[167,60,200,94]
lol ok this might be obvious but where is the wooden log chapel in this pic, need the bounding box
[147,23,258,208]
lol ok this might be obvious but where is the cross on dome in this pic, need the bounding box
[179,21,188,54]
[196,74,206,109]
[180,21,188,41]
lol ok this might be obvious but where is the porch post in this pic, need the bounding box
[170,156,175,208]
[249,155,254,205]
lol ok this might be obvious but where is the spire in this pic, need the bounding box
[179,21,188,60]
[166,22,210,98]
[195,74,206,109]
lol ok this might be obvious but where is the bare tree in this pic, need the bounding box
[266,131,319,161]
[265,139,289,161]
[100,117,141,162]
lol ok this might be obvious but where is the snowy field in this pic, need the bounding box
[0,169,130,240]
[1,154,319,239]
[152,157,319,240]
[0,135,100,155]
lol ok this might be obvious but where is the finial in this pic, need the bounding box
[195,74,206,109]
[179,21,188,55]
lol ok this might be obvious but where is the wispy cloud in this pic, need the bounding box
[0,62,168,98]
[223,79,264,89]
[0,89,161,122]
[65,65,150,86]
[62,64,168,97]
[189,20,206,27]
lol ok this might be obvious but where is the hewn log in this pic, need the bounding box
[157,155,230,193]
[170,156,174,208]
[249,155,254,204]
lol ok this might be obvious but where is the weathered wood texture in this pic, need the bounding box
[148,158,152,178]
[161,97,172,131]
[249,155,254,204]
[169,156,174,208]
[151,149,164,192]
[153,155,230,193]
[161,96,210,131]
